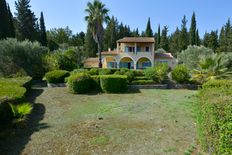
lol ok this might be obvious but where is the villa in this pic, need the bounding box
[84,37,177,69]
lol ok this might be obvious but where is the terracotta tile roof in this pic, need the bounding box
[117,37,155,43]
[154,53,174,59]
[83,58,99,68]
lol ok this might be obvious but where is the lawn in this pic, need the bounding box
[0,85,204,155]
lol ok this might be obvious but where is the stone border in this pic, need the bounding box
[47,83,66,88]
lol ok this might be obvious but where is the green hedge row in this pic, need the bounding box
[67,74,127,94]
[45,70,70,84]
[197,80,232,155]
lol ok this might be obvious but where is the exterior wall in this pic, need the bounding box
[154,58,177,69]
[117,42,154,52]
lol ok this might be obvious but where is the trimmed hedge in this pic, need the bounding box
[131,79,155,85]
[144,64,168,83]
[100,75,127,93]
[88,68,99,75]
[98,68,112,75]
[197,80,232,155]
[67,73,92,94]
[91,75,101,91]
[45,70,70,84]
[171,65,190,84]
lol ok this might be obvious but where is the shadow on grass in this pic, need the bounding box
[0,86,49,155]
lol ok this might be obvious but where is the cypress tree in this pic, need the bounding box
[145,17,153,37]
[169,27,180,56]
[39,12,47,46]
[0,0,9,39]
[160,26,169,51]
[7,4,15,38]
[103,16,118,50]
[195,29,201,45]
[189,12,197,45]
[85,25,98,57]
[203,31,219,52]
[179,15,189,51]
[15,0,38,41]
[155,25,161,49]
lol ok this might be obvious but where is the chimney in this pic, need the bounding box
[108,48,111,52]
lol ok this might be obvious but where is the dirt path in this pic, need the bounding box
[0,85,203,155]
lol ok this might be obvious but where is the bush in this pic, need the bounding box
[120,68,129,74]
[45,70,70,84]
[67,73,92,94]
[125,71,135,83]
[197,80,232,154]
[100,75,127,93]
[0,38,48,79]
[71,69,88,75]
[133,70,145,77]
[144,64,168,83]
[91,75,101,91]
[88,68,99,75]
[131,80,155,85]
[171,65,190,84]
[114,71,123,75]
[99,68,112,75]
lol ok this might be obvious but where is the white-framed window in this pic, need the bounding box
[145,46,150,52]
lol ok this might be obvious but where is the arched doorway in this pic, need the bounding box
[136,57,152,69]
[103,57,117,68]
[119,57,134,69]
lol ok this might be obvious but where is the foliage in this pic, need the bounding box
[99,68,112,75]
[71,69,88,75]
[191,53,232,84]
[197,80,232,154]
[91,75,101,91]
[131,80,155,85]
[133,70,144,77]
[0,77,32,103]
[0,38,47,79]
[39,12,47,46]
[125,70,135,83]
[144,63,169,83]
[160,26,169,51]
[43,47,83,71]
[88,68,99,75]
[178,45,214,70]
[67,73,93,94]
[100,75,127,93]
[45,70,69,84]
[145,18,153,37]
[172,65,190,84]
[10,103,33,123]
[189,12,197,45]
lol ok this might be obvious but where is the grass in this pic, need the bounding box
[0,86,206,154]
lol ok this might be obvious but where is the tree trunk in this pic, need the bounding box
[98,43,102,68]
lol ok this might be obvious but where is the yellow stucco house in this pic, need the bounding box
[84,37,177,69]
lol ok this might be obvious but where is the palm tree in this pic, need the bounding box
[85,0,110,68]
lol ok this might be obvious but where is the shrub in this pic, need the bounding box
[120,68,129,74]
[99,68,112,75]
[88,68,99,75]
[125,71,135,83]
[131,80,155,85]
[133,70,144,77]
[91,75,101,91]
[10,103,33,124]
[71,69,88,75]
[144,64,168,83]
[0,38,47,79]
[67,73,92,94]
[45,70,70,84]
[171,65,190,84]
[114,71,123,75]
[197,80,232,155]
[100,75,127,93]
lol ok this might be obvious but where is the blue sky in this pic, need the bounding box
[8,0,232,37]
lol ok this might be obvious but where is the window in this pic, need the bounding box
[145,46,150,52]
[129,47,135,52]
[137,46,141,52]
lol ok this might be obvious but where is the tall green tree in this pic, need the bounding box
[155,25,161,50]
[203,31,219,52]
[196,29,201,45]
[145,17,153,37]
[179,15,189,51]
[85,26,98,57]
[0,0,10,39]
[103,16,118,51]
[15,0,37,41]
[47,27,72,45]
[39,12,47,46]
[85,0,110,68]
[218,19,232,53]
[160,26,169,51]
[7,4,15,38]
[189,12,197,45]
[169,27,180,56]
[132,28,140,37]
